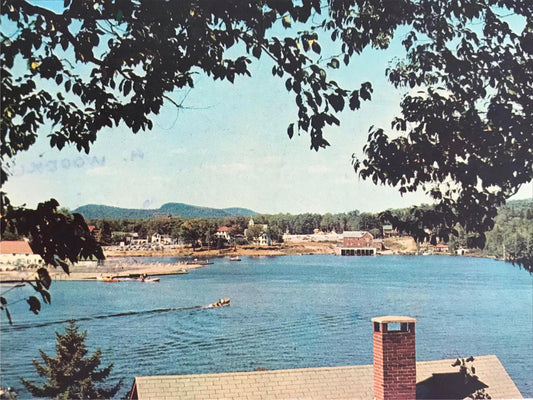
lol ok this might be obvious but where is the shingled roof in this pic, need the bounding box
[130,355,521,400]
[0,240,33,254]
[342,231,370,238]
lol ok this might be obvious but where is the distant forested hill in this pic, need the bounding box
[73,203,257,219]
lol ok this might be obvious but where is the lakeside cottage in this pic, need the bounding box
[433,243,450,253]
[382,224,398,237]
[129,316,521,399]
[0,240,43,270]
[244,217,271,246]
[216,226,231,241]
[151,233,173,245]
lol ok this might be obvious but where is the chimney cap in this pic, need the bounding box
[372,315,417,324]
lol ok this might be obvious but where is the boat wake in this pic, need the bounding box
[2,304,221,332]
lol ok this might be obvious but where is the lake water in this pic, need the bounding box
[1,255,531,398]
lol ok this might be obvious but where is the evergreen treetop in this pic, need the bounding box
[20,321,122,400]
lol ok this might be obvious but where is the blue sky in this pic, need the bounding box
[3,6,531,215]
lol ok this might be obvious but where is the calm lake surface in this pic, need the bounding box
[1,255,532,398]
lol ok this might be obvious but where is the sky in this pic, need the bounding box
[3,5,531,215]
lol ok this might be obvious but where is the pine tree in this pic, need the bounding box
[20,321,122,400]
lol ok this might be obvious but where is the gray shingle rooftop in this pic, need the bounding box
[342,231,369,238]
[131,355,522,400]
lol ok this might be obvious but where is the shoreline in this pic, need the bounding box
[0,260,209,283]
[0,239,488,283]
[103,241,340,258]
[0,242,336,283]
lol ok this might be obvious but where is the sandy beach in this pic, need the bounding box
[103,241,340,258]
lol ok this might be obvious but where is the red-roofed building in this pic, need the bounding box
[338,231,377,256]
[0,240,43,270]
[216,226,230,241]
[434,243,449,253]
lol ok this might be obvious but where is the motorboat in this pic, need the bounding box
[229,256,241,261]
[139,274,160,282]
[209,298,230,307]
[100,276,119,282]
[140,277,160,282]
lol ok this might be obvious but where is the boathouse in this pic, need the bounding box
[129,315,522,399]
[338,230,377,256]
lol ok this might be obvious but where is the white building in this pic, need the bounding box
[0,240,43,270]
[151,233,173,245]
[216,226,231,241]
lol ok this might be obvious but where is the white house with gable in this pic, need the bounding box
[0,240,43,270]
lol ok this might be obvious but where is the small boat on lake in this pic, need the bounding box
[140,277,160,282]
[209,298,230,308]
[229,256,241,261]
[100,276,119,282]
[139,274,160,282]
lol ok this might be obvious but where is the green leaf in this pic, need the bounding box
[311,41,321,54]
[124,80,132,96]
[287,123,294,139]
[328,58,340,69]
[73,83,81,96]
[37,267,52,289]
[27,296,41,315]
[360,82,373,101]
[252,46,261,59]
[349,91,360,110]
[285,78,292,91]
[40,290,51,305]
[344,54,350,65]
[58,260,70,274]
[328,94,344,112]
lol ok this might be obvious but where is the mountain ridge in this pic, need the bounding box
[73,203,258,219]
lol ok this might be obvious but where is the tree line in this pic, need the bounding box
[85,210,385,247]
[85,199,533,269]
[482,200,533,270]
[5,200,530,266]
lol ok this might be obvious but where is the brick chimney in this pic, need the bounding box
[372,316,417,400]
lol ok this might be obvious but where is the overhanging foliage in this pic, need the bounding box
[1,0,532,282]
